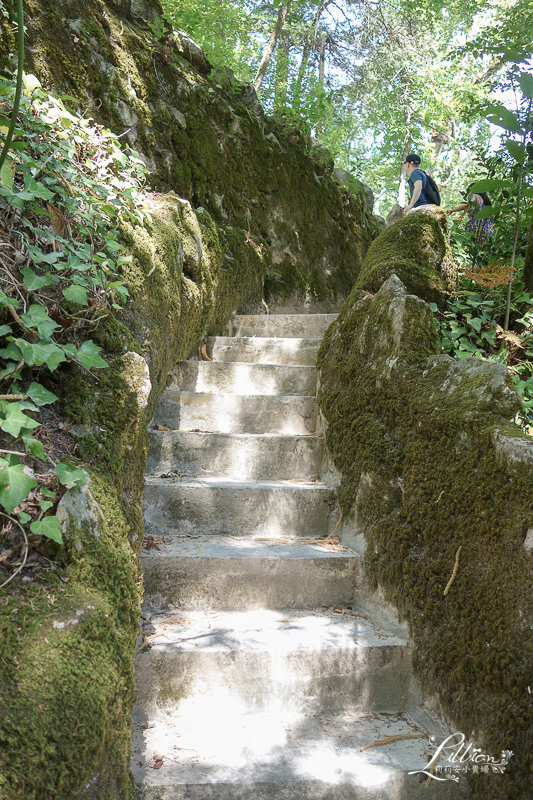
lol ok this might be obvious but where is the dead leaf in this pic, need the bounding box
[157,425,170,432]
[153,757,164,769]
[144,537,161,551]
[201,342,212,362]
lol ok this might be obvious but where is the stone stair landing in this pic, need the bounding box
[132,312,465,799]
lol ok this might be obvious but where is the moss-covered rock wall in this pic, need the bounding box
[1,0,379,310]
[317,210,533,800]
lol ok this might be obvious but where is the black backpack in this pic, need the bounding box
[421,171,441,205]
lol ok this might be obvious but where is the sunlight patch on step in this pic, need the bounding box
[293,746,392,787]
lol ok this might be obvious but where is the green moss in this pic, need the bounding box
[355,211,455,304]
[0,475,141,800]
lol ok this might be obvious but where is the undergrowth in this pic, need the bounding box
[0,71,148,581]
[431,228,533,432]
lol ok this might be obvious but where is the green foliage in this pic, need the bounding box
[430,284,533,429]
[0,72,148,552]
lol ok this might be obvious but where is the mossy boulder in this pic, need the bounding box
[355,210,455,303]
[318,258,533,798]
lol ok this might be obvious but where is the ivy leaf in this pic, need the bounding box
[20,305,61,338]
[18,511,32,525]
[26,382,58,406]
[74,340,108,370]
[0,341,23,361]
[15,339,66,370]
[0,324,12,336]
[30,516,63,544]
[0,403,40,437]
[26,244,62,265]
[62,284,88,306]
[39,499,54,512]
[0,463,38,514]
[54,462,88,489]
[22,434,46,461]
[21,267,54,290]
[25,177,55,201]
[0,290,18,309]
[0,159,16,189]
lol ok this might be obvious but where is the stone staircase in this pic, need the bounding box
[131,313,463,799]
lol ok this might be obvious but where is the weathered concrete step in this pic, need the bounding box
[132,710,463,799]
[173,360,317,396]
[206,335,322,366]
[152,391,317,435]
[146,432,325,481]
[143,477,337,540]
[135,608,411,719]
[140,534,355,612]
[228,313,337,339]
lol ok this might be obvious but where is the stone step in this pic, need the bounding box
[146,431,325,481]
[152,391,317,435]
[206,335,322,366]
[173,361,317,396]
[134,608,411,720]
[132,709,461,799]
[143,477,337,541]
[140,534,354,612]
[228,313,337,339]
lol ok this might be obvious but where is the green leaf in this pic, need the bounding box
[15,339,66,370]
[21,267,54,290]
[22,434,46,461]
[54,462,88,489]
[0,324,12,336]
[518,72,533,99]
[469,317,482,333]
[39,500,54,512]
[0,463,38,514]
[18,511,32,524]
[0,341,22,361]
[62,284,88,306]
[20,305,61,338]
[74,340,108,370]
[30,516,63,544]
[0,290,18,309]
[0,159,15,189]
[469,179,513,193]
[1,403,40,437]
[26,382,58,407]
[505,140,526,162]
[485,105,522,133]
[473,207,497,219]
[24,176,55,201]
[26,245,62,265]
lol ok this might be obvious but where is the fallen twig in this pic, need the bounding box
[360,732,425,752]
[443,545,462,597]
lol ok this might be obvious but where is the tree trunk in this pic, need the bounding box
[253,1,292,94]
[274,32,290,112]
[524,223,533,294]
[293,35,311,111]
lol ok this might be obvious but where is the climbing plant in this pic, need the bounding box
[0,71,147,573]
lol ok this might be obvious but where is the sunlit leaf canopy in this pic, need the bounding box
[165,0,532,213]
